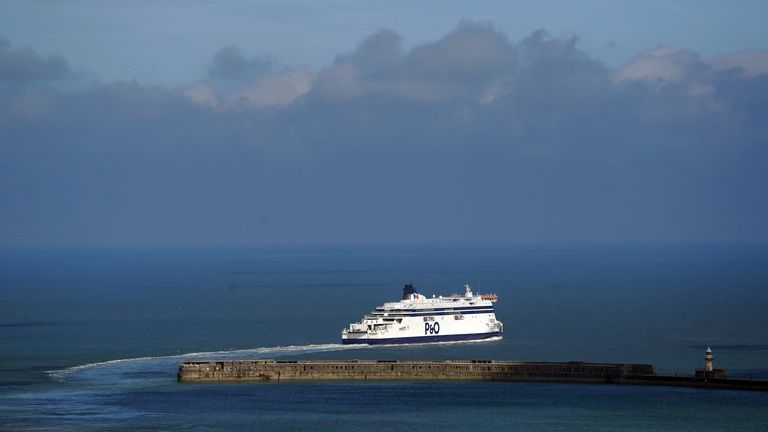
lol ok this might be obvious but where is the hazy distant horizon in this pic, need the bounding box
[3,240,768,253]
[2,2,767,248]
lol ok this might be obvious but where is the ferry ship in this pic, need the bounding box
[341,284,503,344]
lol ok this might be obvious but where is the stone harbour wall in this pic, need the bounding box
[177,359,654,383]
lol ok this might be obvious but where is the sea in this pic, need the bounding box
[1,244,767,431]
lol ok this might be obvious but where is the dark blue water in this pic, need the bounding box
[1,245,767,430]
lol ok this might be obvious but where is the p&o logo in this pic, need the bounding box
[424,322,440,335]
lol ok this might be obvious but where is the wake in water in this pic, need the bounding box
[0,343,374,426]
[48,337,503,385]
[48,343,371,385]
[2,339,503,428]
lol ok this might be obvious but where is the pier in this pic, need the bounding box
[177,359,768,391]
[178,359,653,383]
[178,360,654,382]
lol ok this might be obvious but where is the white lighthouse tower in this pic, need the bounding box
[696,346,725,379]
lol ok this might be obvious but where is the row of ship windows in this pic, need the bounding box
[370,310,494,318]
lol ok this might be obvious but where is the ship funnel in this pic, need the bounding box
[402,283,417,300]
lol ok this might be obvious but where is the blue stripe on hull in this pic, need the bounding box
[341,332,502,345]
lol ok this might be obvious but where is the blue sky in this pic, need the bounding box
[2,1,767,86]
[1,1,767,247]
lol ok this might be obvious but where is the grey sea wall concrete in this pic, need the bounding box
[177,359,654,383]
[177,359,768,391]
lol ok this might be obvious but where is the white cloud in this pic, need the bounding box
[615,46,701,83]
[183,67,314,109]
[225,67,313,108]
[312,62,363,102]
[182,81,219,108]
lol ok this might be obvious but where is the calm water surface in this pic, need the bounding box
[1,245,767,430]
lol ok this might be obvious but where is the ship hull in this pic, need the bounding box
[341,284,503,346]
[341,331,502,345]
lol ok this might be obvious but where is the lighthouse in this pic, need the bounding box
[695,346,726,379]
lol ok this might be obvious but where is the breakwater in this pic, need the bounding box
[178,359,651,383]
[177,359,768,391]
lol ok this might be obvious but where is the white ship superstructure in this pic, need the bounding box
[341,284,503,344]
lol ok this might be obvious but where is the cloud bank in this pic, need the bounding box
[1,24,767,247]
[0,37,71,84]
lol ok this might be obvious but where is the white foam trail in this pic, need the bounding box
[47,337,502,384]
[47,343,370,383]
[183,342,370,359]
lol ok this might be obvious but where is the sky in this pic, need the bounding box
[1,1,767,247]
